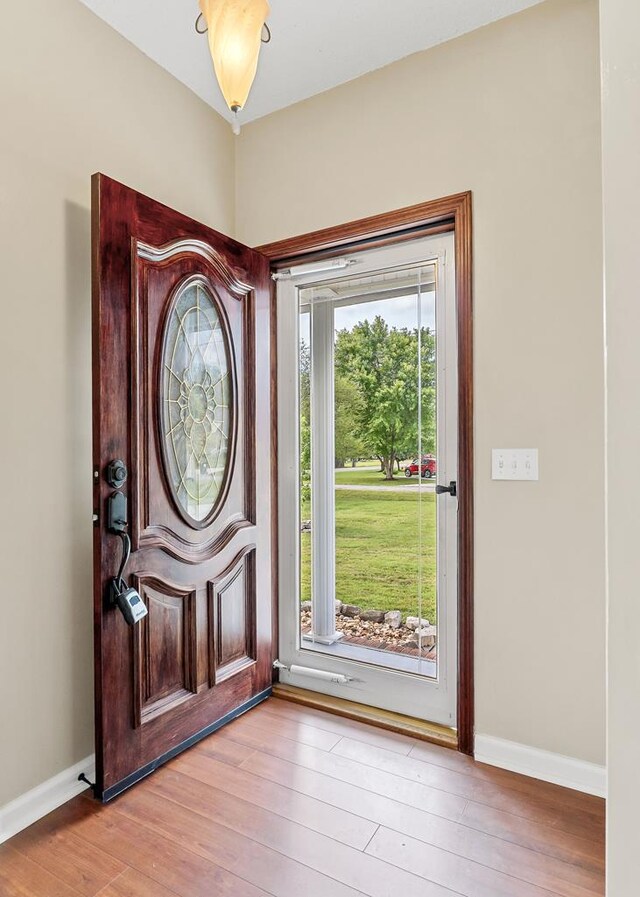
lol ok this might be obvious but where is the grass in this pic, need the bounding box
[335,468,422,487]
[300,488,436,621]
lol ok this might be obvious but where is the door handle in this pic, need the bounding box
[435,480,457,497]
[105,460,147,625]
[107,491,127,533]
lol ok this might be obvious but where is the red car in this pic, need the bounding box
[404,456,437,478]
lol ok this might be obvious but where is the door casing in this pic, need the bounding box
[258,191,474,754]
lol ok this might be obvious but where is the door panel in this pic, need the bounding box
[92,174,273,800]
[210,545,257,684]
[131,575,197,728]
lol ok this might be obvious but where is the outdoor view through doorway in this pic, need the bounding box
[299,265,440,675]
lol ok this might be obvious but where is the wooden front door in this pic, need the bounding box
[91,174,274,800]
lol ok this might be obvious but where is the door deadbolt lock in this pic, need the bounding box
[106,459,127,488]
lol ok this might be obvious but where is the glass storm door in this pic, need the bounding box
[277,234,458,728]
[92,174,273,800]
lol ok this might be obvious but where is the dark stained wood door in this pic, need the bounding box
[91,174,274,800]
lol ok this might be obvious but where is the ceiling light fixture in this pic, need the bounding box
[196,0,271,135]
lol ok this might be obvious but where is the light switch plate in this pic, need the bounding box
[492,449,539,481]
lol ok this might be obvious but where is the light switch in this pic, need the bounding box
[492,449,539,481]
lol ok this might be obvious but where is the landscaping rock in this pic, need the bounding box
[341,604,362,618]
[384,611,402,629]
[413,625,437,647]
[335,600,344,613]
[299,604,439,661]
[301,520,311,533]
[360,609,385,623]
[406,616,431,631]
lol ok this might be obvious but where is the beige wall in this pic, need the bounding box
[601,0,640,890]
[0,0,234,806]
[237,0,605,763]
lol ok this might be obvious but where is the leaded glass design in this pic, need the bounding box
[161,280,232,523]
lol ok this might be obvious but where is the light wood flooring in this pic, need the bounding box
[0,697,605,896]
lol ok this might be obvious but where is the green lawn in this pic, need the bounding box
[335,468,422,487]
[346,459,382,468]
[300,489,436,621]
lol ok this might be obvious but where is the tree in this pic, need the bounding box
[335,316,436,479]
[334,375,364,467]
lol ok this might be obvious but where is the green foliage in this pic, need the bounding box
[334,316,436,478]
[334,375,364,467]
[335,468,417,487]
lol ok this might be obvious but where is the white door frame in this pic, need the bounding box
[276,234,458,727]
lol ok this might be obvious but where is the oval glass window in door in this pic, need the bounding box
[161,279,233,524]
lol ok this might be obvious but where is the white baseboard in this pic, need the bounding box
[474,735,606,798]
[0,755,96,844]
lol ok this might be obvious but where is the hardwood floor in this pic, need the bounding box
[1,698,605,897]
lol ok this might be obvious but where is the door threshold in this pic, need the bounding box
[272,683,458,750]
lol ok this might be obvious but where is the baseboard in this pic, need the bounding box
[0,689,272,837]
[0,755,96,844]
[474,734,607,797]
